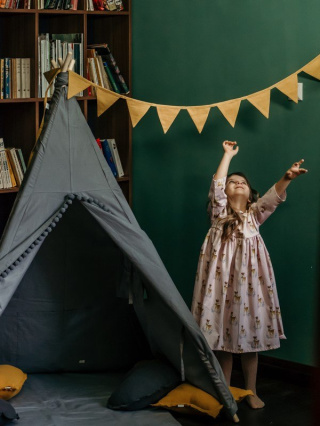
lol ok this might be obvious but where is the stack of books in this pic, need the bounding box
[0,58,31,99]
[0,138,27,189]
[87,44,129,95]
[38,0,78,9]
[87,0,123,12]
[38,33,83,98]
[96,138,124,178]
[0,0,31,8]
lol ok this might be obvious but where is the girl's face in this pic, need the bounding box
[225,175,251,201]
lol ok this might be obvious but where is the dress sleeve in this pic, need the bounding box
[208,175,228,223]
[251,184,286,226]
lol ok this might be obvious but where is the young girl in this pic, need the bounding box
[191,140,308,409]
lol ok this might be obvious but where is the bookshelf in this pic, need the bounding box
[0,0,132,237]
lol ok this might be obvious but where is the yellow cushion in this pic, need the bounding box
[152,383,253,419]
[0,365,27,400]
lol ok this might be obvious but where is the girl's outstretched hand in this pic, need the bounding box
[285,159,308,180]
[223,140,239,157]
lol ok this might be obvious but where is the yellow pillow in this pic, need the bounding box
[0,365,27,400]
[152,383,253,419]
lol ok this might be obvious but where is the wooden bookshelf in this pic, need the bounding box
[0,0,132,237]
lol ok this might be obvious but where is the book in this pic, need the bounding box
[4,58,10,99]
[0,162,4,189]
[5,151,17,187]
[6,148,24,186]
[100,139,118,177]
[0,139,8,188]
[25,58,31,98]
[16,58,21,98]
[0,139,12,188]
[107,139,124,177]
[87,43,129,94]
[15,148,27,174]
[0,58,4,99]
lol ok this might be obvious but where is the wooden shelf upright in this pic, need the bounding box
[0,0,132,236]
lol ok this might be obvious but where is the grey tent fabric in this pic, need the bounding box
[0,72,238,419]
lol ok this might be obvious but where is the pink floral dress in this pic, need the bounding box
[191,175,287,353]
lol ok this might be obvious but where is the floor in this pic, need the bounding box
[172,358,315,426]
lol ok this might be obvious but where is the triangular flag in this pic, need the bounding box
[302,54,320,80]
[247,90,271,118]
[276,74,298,103]
[157,106,180,133]
[96,87,120,117]
[187,106,211,133]
[126,99,150,127]
[67,71,92,99]
[44,68,60,84]
[217,99,241,127]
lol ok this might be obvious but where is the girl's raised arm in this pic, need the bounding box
[215,141,239,180]
[275,159,308,196]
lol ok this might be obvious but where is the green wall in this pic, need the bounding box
[131,0,320,366]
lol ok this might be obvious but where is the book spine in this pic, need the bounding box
[16,58,21,98]
[0,59,4,99]
[9,148,24,185]
[101,139,117,177]
[16,148,27,173]
[97,55,111,90]
[4,58,10,99]
[103,48,129,94]
[25,58,30,98]
[107,139,124,177]
[0,139,8,188]
[5,151,17,187]
[102,59,120,93]
[21,58,27,98]
[6,149,21,186]
[0,162,4,189]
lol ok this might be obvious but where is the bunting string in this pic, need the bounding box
[62,54,320,134]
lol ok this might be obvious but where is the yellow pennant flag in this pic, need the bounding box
[187,106,211,133]
[276,74,298,103]
[247,90,271,118]
[217,99,241,127]
[302,54,320,80]
[96,87,120,117]
[67,71,91,99]
[157,106,180,133]
[126,99,150,127]
[44,68,60,84]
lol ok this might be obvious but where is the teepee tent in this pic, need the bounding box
[0,72,238,422]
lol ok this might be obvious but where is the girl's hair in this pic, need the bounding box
[209,172,259,242]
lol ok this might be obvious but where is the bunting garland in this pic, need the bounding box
[65,54,320,134]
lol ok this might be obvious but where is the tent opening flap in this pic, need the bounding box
[0,201,152,373]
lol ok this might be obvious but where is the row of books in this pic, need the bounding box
[96,138,124,178]
[37,0,78,9]
[38,33,83,98]
[87,44,129,95]
[0,0,30,8]
[87,0,123,11]
[0,58,31,99]
[0,139,27,189]
[0,0,123,9]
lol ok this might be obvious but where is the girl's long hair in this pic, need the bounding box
[211,172,259,242]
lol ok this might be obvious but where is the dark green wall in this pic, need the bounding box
[132,0,320,366]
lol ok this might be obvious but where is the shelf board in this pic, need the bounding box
[0,8,36,13]
[0,187,19,193]
[0,9,129,15]
[117,176,129,182]
[0,98,38,103]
